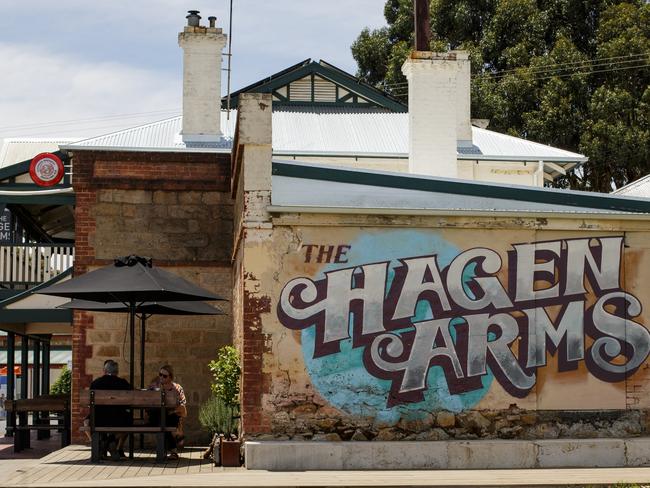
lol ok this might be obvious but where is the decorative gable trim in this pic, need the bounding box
[224,59,407,112]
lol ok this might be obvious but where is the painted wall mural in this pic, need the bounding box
[274,229,650,421]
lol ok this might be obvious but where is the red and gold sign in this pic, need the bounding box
[30,153,64,187]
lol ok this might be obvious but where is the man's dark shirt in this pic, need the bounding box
[90,374,132,427]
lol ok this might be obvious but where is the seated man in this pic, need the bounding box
[90,360,132,460]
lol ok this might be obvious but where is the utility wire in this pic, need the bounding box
[388,63,650,97]
[385,59,649,93]
[0,108,181,133]
[382,52,649,89]
[487,52,648,78]
[487,54,649,80]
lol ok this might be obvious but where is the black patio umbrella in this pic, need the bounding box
[38,255,226,386]
[58,299,226,389]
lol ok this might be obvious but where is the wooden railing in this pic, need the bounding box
[0,244,74,285]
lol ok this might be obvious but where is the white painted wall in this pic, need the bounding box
[278,156,541,186]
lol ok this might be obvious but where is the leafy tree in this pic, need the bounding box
[50,365,71,395]
[351,0,650,191]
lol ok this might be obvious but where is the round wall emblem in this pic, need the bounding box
[30,153,64,187]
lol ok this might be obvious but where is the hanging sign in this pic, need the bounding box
[30,153,64,187]
[0,207,11,243]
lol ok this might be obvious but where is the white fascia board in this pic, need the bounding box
[457,154,587,163]
[0,187,74,196]
[60,145,232,154]
[267,204,650,220]
[274,150,586,165]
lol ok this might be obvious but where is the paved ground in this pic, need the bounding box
[1,445,650,487]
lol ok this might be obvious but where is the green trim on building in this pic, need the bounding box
[0,151,70,183]
[272,162,650,214]
[0,308,72,323]
[0,268,73,309]
[0,193,75,205]
[224,59,407,113]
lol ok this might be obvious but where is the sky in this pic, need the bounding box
[0,1,387,140]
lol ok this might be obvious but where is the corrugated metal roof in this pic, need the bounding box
[65,108,586,164]
[613,174,650,198]
[0,138,80,169]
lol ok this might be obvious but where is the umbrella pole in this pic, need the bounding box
[140,316,146,389]
[129,303,135,459]
[139,316,146,450]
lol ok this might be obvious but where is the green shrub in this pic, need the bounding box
[198,395,237,437]
[50,366,71,395]
[208,346,241,408]
[202,346,241,438]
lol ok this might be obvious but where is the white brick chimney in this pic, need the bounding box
[178,10,227,144]
[401,50,472,178]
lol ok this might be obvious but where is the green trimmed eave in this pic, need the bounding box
[0,191,75,205]
[0,308,72,324]
[0,150,72,188]
[271,161,650,214]
[0,267,73,309]
[223,60,407,113]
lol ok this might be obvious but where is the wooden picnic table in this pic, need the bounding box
[4,394,71,452]
[79,389,179,463]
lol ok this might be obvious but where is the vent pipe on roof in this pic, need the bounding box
[186,10,201,27]
[208,16,216,28]
[178,10,227,144]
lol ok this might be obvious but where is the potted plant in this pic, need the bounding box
[199,395,234,464]
[206,346,241,466]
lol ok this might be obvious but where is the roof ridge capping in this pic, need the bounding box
[271,160,650,214]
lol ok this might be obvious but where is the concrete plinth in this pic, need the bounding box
[245,438,650,470]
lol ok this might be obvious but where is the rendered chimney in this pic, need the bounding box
[403,52,468,178]
[403,0,472,178]
[178,10,227,144]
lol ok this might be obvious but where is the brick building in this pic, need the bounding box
[5,10,650,469]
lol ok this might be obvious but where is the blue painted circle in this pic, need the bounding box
[301,230,494,424]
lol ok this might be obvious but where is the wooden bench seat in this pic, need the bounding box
[4,395,70,452]
[79,389,179,463]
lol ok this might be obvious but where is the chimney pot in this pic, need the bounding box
[208,16,216,28]
[186,10,201,27]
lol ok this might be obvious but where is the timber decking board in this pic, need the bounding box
[3,445,216,486]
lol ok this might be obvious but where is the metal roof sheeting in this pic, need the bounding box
[65,108,586,164]
[0,138,79,169]
[613,174,650,198]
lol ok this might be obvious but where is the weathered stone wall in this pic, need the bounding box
[71,149,233,444]
[259,406,648,442]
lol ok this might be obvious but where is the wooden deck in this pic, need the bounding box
[3,444,228,486]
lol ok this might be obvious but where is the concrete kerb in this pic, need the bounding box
[245,438,650,470]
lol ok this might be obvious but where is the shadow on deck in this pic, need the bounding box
[2,444,222,486]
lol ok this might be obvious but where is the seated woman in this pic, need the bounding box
[148,364,187,460]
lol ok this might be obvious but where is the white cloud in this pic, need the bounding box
[0,1,389,139]
[0,43,180,139]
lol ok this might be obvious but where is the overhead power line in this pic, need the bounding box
[488,54,649,80]
[0,108,181,133]
[384,54,650,94]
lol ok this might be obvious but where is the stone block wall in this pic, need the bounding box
[70,149,233,444]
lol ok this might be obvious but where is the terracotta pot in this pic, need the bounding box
[220,438,241,467]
